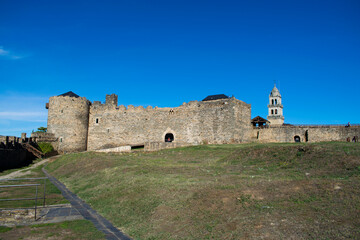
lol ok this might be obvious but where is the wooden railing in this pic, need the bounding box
[21,143,44,159]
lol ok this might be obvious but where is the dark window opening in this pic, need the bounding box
[275,99,277,104]
[131,144,144,150]
[272,99,274,105]
[165,133,174,142]
[305,130,309,142]
[60,137,63,142]
[271,110,274,114]
[96,118,99,124]
[294,136,301,142]
[275,109,278,114]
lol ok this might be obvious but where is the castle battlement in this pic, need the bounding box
[45,90,359,153]
[89,94,249,114]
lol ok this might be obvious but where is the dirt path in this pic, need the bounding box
[0,156,59,180]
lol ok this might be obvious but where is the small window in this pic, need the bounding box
[275,99,277,105]
[60,137,63,142]
[96,118,99,124]
[271,99,274,105]
[271,110,274,114]
[275,109,278,114]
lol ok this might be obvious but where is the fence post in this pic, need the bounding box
[35,185,38,221]
[43,178,46,207]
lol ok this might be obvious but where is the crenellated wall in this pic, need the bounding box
[45,92,358,153]
[87,96,252,150]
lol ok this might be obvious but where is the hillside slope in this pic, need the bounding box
[46,142,360,239]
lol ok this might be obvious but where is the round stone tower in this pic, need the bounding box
[46,91,90,153]
[267,84,284,125]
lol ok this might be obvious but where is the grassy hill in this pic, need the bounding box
[46,142,360,239]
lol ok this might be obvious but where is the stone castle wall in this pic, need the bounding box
[252,125,360,143]
[87,96,252,150]
[47,96,90,153]
[45,92,358,153]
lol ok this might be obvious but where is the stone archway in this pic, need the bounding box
[294,135,301,142]
[165,133,174,142]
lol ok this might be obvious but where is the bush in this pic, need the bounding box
[37,142,54,154]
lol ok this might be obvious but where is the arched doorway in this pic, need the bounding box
[165,133,174,142]
[294,136,301,142]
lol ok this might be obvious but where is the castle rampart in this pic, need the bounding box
[252,125,360,143]
[87,96,251,150]
[44,89,358,153]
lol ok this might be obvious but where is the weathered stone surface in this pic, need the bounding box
[144,142,192,151]
[87,97,251,150]
[95,146,131,153]
[47,96,90,153]
[252,125,360,143]
[45,91,359,153]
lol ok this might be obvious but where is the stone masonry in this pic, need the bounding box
[45,89,359,153]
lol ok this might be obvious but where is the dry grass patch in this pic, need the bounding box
[46,142,360,239]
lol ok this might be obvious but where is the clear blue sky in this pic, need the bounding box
[1,0,359,137]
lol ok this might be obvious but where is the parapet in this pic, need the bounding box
[106,94,118,106]
[90,94,250,113]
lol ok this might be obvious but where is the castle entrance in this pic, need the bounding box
[294,136,301,142]
[165,133,174,142]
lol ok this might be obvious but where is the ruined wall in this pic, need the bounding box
[252,126,360,143]
[0,136,35,171]
[47,96,90,153]
[87,96,252,150]
[144,142,192,151]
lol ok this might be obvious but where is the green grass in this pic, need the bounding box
[45,142,360,239]
[0,161,68,208]
[0,220,105,240]
[37,142,54,154]
[0,158,44,177]
[0,226,12,233]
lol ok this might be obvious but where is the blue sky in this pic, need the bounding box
[1,0,359,137]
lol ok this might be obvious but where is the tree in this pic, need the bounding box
[36,127,47,133]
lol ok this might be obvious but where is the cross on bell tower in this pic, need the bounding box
[267,84,284,125]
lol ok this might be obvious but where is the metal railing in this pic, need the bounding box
[0,177,47,220]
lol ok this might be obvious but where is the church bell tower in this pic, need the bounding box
[267,84,284,125]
